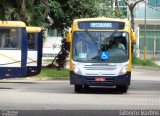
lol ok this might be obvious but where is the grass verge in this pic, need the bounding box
[37,68,69,79]
[132,57,160,67]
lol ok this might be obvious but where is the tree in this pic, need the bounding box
[114,0,126,18]
[124,0,144,30]
[0,0,49,26]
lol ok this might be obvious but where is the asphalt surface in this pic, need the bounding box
[0,68,160,116]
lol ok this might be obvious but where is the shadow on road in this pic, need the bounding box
[1,79,160,94]
[78,87,122,94]
[49,80,160,94]
[0,87,12,89]
[0,81,36,84]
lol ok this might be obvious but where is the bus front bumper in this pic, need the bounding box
[70,71,131,86]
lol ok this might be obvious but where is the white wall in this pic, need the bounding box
[43,37,62,60]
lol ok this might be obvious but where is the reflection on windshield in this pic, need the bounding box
[72,31,129,63]
[85,30,98,45]
[27,33,37,50]
[0,28,21,49]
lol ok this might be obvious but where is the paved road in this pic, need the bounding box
[0,68,160,115]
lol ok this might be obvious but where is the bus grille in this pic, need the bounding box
[83,64,117,71]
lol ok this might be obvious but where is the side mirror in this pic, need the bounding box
[131,31,136,44]
[66,32,71,43]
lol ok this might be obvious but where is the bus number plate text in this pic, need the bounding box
[95,77,105,82]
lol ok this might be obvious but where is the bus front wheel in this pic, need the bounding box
[116,85,128,93]
[75,85,82,93]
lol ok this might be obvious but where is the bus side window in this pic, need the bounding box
[4,30,18,48]
[4,33,10,48]
[28,33,35,50]
[0,34,2,48]
[10,30,18,48]
[0,33,5,48]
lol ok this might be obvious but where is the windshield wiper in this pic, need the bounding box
[85,30,98,45]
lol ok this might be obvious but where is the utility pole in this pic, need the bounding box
[144,0,147,62]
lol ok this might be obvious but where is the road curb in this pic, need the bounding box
[40,77,69,81]
[132,66,160,71]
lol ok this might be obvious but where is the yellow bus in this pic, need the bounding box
[66,17,136,93]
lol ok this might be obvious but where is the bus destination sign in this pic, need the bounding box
[90,22,112,28]
[78,21,125,30]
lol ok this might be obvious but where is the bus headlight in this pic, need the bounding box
[72,64,82,75]
[119,65,128,75]
[74,67,82,75]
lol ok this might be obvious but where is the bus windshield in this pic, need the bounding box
[72,31,129,63]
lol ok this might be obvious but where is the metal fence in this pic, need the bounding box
[138,25,160,60]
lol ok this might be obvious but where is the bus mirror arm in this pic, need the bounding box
[66,33,71,43]
[131,31,136,44]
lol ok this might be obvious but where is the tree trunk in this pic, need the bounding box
[0,5,5,20]
[130,10,134,31]
[115,0,121,12]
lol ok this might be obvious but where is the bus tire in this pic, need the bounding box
[83,85,89,92]
[116,85,128,93]
[84,85,89,89]
[75,85,82,93]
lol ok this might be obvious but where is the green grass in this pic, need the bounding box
[37,68,69,78]
[132,57,160,67]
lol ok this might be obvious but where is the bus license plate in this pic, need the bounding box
[95,77,105,82]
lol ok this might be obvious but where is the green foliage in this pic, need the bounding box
[0,0,48,26]
[132,48,159,67]
[38,68,69,78]
[114,8,125,18]
[29,5,47,26]
[0,0,12,20]
[49,1,64,18]
[49,0,124,32]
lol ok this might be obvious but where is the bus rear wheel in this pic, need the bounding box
[75,85,82,93]
[116,85,128,93]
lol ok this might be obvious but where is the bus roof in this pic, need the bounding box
[0,21,26,27]
[74,17,129,23]
[26,26,42,33]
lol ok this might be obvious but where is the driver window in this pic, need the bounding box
[111,37,125,50]
[101,33,113,51]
